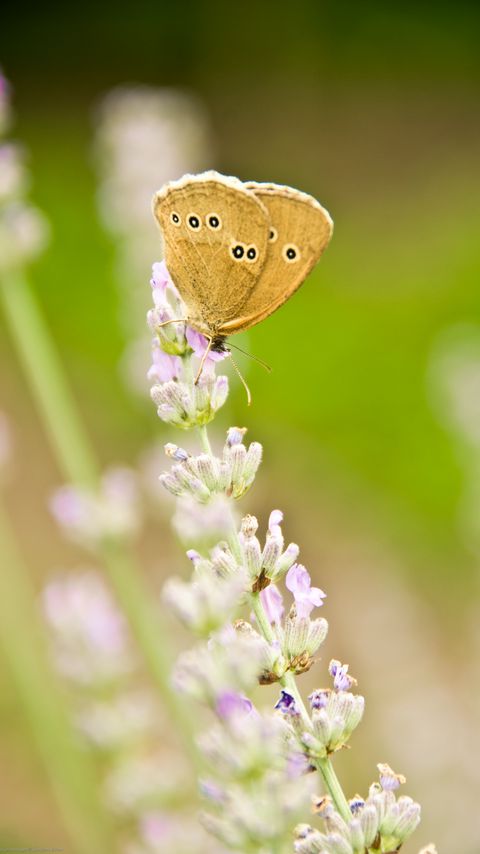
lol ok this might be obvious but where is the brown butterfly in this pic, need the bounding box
[152,171,333,392]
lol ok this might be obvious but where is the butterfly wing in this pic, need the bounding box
[153,171,270,337]
[218,182,333,335]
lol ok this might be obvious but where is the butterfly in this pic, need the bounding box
[152,171,333,390]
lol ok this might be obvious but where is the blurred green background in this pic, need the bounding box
[1,1,480,850]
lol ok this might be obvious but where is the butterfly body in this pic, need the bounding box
[153,170,333,340]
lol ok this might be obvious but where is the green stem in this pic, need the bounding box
[198,423,213,456]
[250,590,275,644]
[281,670,312,727]
[315,755,352,824]
[0,269,197,762]
[0,499,113,853]
[0,269,97,488]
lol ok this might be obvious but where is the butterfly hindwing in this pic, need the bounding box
[153,171,270,336]
[218,182,333,334]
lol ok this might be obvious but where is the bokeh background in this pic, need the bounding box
[1,1,480,850]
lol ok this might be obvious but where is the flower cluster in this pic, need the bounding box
[149,262,230,428]
[200,703,311,851]
[276,659,364,758]
[160,430,262,502]
[0,70,48,272]
[49,466,140,547]
[42,571,195,850]
[42,571,135,685]
[167,551,322,850]
[294,765,421,853]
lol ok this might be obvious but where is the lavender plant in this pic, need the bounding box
[94,86,213,392]
[147,260,433,853]
[42,569,220,853]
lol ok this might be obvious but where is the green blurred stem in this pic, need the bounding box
[0,269,197,762]
[0,499,113,853]
[0,268,97,488]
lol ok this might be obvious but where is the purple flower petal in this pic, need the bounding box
[275,690,299,716]
[286,564,326,617]
[148,347,181,383]
[260,584,284,624]
[308,689,330,710]
[287,751,309,779]
[151,260,173,291]
[185,325,228,363]
[329,659,354,692]
[216,690,253,720]
[268,509,283,532]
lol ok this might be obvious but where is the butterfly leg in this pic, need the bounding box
[155,318,187,328]
[194,336,214,385]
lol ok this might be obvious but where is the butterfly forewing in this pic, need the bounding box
[153,171,270,337]
[218,182,333,334]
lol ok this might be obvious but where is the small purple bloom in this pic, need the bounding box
[329,659,355,692]
[287,751,309,779]
[377,762,406,791]
[164,443,189,462]
[186,549,201,565]
[285,564,326,618]
[216,690,253,720]
[185,325,227,364]
[275,690,298,716]
[49,485,87,529]
[140,811,171,844]
[260,584,284,624]
[349,796,366,815]
[151,260,173,292]
[308,689,330,710]
[200,779,226,803]
[268,509,283,534]
[226,426,247,447]
[148,345,181,383]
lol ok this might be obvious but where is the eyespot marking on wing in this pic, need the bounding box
[245,244,258,263]
[170,211,181,226]
[187,212,202,231]
[269,227,278,243]
[230,242,246,261]
[282,243,301,263]
[206,212,222,230]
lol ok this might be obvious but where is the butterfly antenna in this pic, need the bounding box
[228,342,272,373]
[194,336,213,385]
[228,352,252,406]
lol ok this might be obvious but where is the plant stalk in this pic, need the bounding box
[0,499,113,853]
